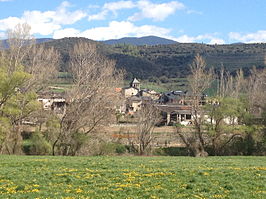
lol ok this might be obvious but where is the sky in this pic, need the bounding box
[0,0,265,44]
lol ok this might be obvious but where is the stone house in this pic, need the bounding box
[156,104,192,126]
[126,96,142,114]
[37,94,66,115]
[123,87,139,98]
[139,89,160,100]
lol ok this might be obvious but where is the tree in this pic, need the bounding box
[247,67,266,116]
[51,41,123,156]
[245,67,266,154]
[176,54,213,157]
[204,97,247,155]
[0,23,59,154]
[217,66,244,98]
[128,103,161,155]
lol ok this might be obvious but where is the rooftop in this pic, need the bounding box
[131,78,140,84]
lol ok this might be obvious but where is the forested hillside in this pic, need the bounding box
[41,37,266,80]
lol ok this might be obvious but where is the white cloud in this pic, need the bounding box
[52,1,87,25]
[88,10,108,21]
[103,1,135,12]
[80,21,136,40]
[0,0,12,2]
[80,21,171,40]
[88,0,185,22]
[229,30,266,43]
[53,28,80,39]
[129,0,185,21]
[209,38,225,45]
[0,1,86,36]
[174,33,225,44]
[88,1,135,21]
[0,17,24,31]
[53,21,171,41]
[22,10,61,35]
[174,35,195,43]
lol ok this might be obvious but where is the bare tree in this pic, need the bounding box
[217,65,225,97]
[128,103,161,155]
[218,67,245,98]
[23,44,59,91]
[0,23,59,94]
[176,54,213,157]
[52,41,123,156]
[247,67,266,116]
[2,23,35,73]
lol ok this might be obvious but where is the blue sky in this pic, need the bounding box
[0,0,265,44]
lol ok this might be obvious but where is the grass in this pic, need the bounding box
[140,83,168,93]
[0,156,265,199]
[50,76,189,93]
[141,78,189,93]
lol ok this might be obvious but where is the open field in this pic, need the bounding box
[0,156,265,199]
[106,125,176,133]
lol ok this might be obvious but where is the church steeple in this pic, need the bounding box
[130,78,140,90]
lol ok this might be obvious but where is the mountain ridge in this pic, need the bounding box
[0,38,53,48]
[1,37,266,80]
[103,36,178,46]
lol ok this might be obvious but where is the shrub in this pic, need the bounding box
[153,147,189,156]
[159,76,169,83]
[23,132,52,155]
[115,144,127,154]
[94,142,128,156]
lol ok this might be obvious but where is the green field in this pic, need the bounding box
[0,156,265,199]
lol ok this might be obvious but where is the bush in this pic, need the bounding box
[153,147,189,156]
[96,142,128,155]
[148,76,160,83]
[23,132,52,155]
[115,144,127,154]
[159,76,170,83]
[211,131,266,156]
[153,148,167,156]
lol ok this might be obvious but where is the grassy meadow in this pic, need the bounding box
[0,156,265,199]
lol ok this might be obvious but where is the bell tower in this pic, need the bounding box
[130,78,140,90]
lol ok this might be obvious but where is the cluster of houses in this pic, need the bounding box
[37,78,207,126]
[119,78,198,125]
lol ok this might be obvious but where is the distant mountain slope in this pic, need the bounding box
[6,37,264,80]
[103,36,178,46]
[0,38,53,48]
[106,41,266,78]
[36,38,53,44]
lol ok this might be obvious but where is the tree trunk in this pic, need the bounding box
[177,131,208,157]
[193,147,208,157]
[190,142,208,157]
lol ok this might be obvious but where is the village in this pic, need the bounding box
[37,78,202,127]
[38,77,238,128]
